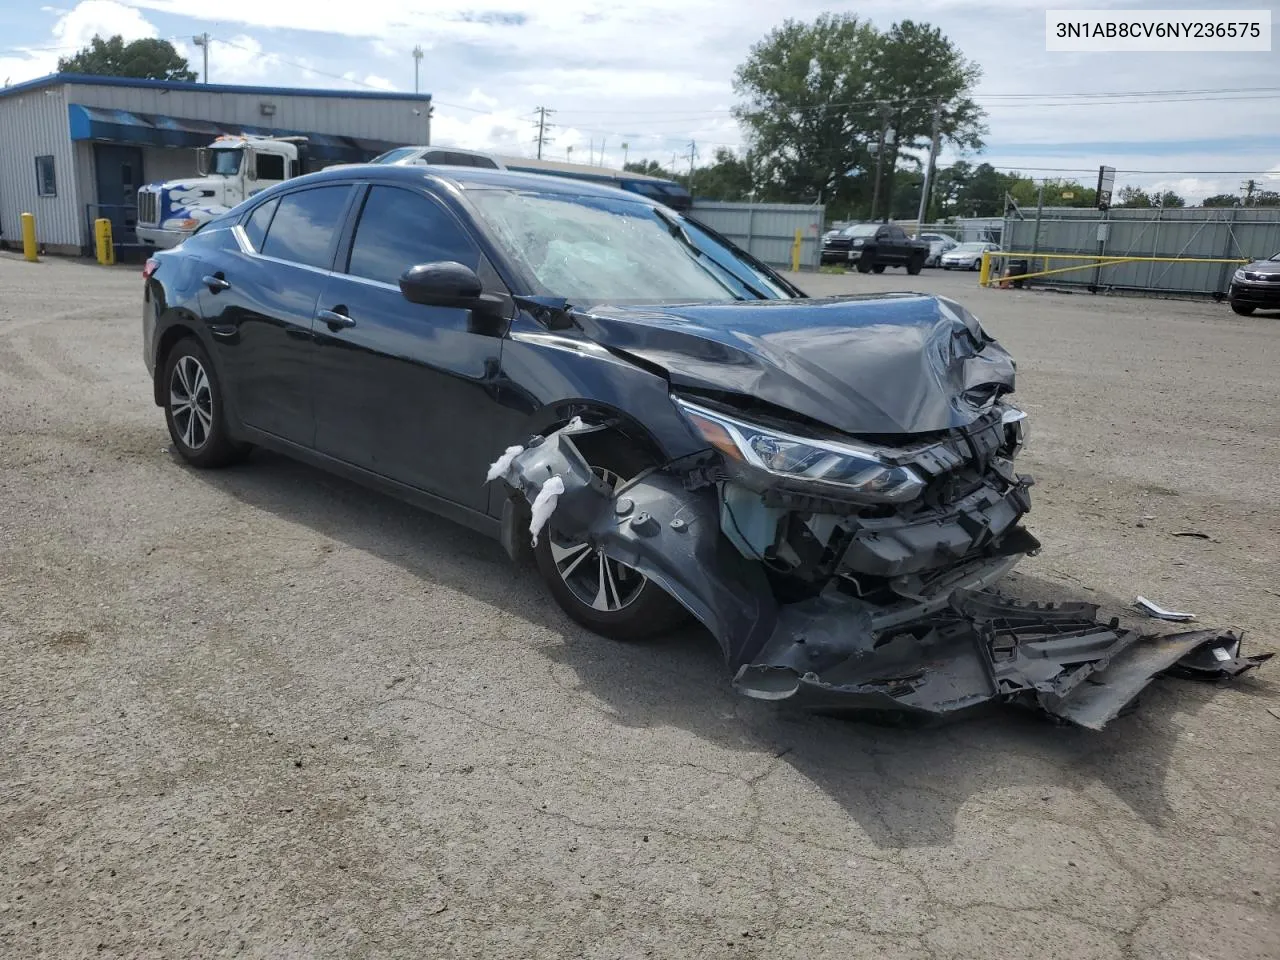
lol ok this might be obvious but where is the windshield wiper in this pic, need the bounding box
[653,209,767,300]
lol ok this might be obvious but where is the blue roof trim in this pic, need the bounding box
[2,72,429,102]
[66,104,401,162]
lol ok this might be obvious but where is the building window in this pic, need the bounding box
[35,156,56,197]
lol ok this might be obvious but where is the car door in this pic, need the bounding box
[311,183,509,511]
[197,183,355,446]
[879,224,908,262]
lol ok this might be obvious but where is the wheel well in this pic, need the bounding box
[540,405,667,467]
[152,325,196,405]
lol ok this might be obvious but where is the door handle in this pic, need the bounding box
[318,308,356,329]
[202,274,231,293]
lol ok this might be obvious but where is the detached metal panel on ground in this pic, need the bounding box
[0,86,82,249]
[692,202,825,269]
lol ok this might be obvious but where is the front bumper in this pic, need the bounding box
[493,422,1267,727]
[136,225,188,249]
[1230,281,1280,307]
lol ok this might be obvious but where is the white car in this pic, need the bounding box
[941,242,1001,271]
[917,233,958,267]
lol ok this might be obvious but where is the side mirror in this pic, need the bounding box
[400,261,483,308]
[245,148,258,181]
[399,262,505,324]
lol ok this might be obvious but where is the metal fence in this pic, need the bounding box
[1002,206,1280,297]
[690,202,826,269]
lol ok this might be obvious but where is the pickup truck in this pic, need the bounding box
[842,223,930,274]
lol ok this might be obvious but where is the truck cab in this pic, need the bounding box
[135,135,304,249]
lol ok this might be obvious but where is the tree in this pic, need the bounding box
[691,148,755,201]
[1155,190,1186,208]
[58,34,197,81]
[733,13,985,219]
[1200,194,1240,207]
[1116,185,1153,208]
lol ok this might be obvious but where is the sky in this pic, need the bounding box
[3,0,1279,203]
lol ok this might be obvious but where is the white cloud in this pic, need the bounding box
[6,0,1275,200]
[3,0,158,83]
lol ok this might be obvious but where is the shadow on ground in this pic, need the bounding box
[191,449,1267,848]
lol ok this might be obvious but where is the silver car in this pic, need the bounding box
[918,233,958,267]
[941,241,1001,271]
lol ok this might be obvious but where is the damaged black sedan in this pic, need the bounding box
[144,165,1264,728]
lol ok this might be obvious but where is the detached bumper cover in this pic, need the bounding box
[497,423,1268,729]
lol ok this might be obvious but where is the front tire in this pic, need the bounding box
[871,264,886,274]
[533,432,688,641]
[162,336,249,468]
[907,255,924,276]
[1231,302,1255,316]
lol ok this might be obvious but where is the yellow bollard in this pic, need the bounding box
[21,212,38,262]
[978,250,991,287]
[790,228,802,272]
[94,218,115,266]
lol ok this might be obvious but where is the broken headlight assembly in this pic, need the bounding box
[1001,405,1028,458]
[672,397,925,503]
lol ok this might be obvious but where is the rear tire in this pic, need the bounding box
[162,336,250,469]
[533,431,689,642]
[1231,302,1255,315]
[907,256,924,276]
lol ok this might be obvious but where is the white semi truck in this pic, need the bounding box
[135,134,308,249]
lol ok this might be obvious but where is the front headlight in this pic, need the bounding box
[673,397,925,503]
[1233,268,1247,282]
[850,238,865,246]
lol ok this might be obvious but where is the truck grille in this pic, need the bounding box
[137,191,158,226]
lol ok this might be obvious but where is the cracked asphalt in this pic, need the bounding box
[2,251,1278,959]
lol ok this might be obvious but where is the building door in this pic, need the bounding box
[93,144,144,243]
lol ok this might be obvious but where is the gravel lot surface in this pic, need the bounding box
[2,252,1278,959]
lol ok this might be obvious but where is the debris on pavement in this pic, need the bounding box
[1135,595,1197,622]
[1172,531,1211,540]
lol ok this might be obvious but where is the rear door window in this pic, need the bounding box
[260,185,352,269]
[346,185,479,286]
[241,198,279,251]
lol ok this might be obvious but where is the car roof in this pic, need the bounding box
[278,163,662,206]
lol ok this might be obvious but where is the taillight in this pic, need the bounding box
[142,258,159,280]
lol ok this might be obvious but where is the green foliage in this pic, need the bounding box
[58,34,197,82]
[1116,186,1186,208]
[1200,193,1240,207]
[733,13,984,218]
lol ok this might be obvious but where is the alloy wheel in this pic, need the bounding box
[548,467,648,612]
[169,355,214,451]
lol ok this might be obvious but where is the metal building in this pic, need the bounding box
[0,73,431,254]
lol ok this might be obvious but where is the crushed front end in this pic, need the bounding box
[491,295,1267,728]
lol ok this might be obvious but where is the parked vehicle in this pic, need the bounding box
[1228,255,1280,314]
[139,163,1056,714]
[843,223,930,274]
[364,146,505,169]
[820,225,860,264]
[917,232,958,267]
[497,156,694,211]
[136,134,308,249]
[941,241,1001,271]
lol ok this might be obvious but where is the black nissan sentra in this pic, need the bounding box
[143,164,1062,714]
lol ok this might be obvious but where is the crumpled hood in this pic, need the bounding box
[571,293,1016,435]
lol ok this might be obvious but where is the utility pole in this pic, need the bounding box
[1242,178,1258,206]
[532,106,555,159]
[412,46,424,95]
[687,140,697,196]
[914,99,943,231]
[191,33,210,83]
[621,142,629,168]
[589,137,594,165]
[599,138,606,167]
[566,145,573,162]
[869,102,892,222]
